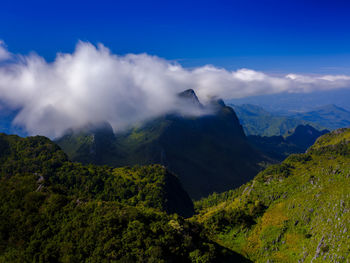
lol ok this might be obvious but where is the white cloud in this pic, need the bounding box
[0,41,350,137]
[0,40,11,61]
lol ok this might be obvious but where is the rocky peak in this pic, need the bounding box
[177,89,202,108]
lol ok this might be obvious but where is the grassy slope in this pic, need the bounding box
[194,128,350,262]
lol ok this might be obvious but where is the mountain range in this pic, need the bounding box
[289,104,350,131]
[227,89,350,114]
[229,103,318,136]
[230,103,350,137]
[56,90,269,199]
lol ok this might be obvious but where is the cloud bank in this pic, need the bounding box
[0,41,11,61]
[0,41,350,137]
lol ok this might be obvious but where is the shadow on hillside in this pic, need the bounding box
[217,246,252,263]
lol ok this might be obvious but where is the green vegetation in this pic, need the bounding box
[0,133,252,262]
[194,128,350,262]
[0,133,194,217]
[3,120,350,262]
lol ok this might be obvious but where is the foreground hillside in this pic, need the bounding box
[194,128,350,262]
[56,90,268,199]
[0,133,248,262]
[2,127,350,262]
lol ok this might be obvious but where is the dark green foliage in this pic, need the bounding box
[0,133,250,262]
[0,133,194,217]
[0,184,217,262]
[50,164,195,217]
[0,134,67,177]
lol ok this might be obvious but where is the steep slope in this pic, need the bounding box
[291,104,350,130]
[55,121,118,165]
[194,128,350,262]
[57,90,269,199]
[248,125,329,161]
[285,124,329,149]
[0,133,252,262]
[230,104,320,136]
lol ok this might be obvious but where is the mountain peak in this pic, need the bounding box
[323,104,348,112]
[178,89,202,108]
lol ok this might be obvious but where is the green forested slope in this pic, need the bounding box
[0,133,249,262]
[194,128,350,262]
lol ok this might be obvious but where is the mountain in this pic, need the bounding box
[285,124,329,148]
[194,128,350,262]
[56,90,269,199]
[291,104,350,130]
[0,133,251,262]
[248,125,329,161]
[227,89,350,114]
[229,104,320,136]
[55,121,118,164]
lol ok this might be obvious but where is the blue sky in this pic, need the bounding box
[1,0,350,74]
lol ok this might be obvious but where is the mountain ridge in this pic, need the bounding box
[56,90,269,199]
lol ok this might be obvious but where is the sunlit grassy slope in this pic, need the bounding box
[194,128,350,262]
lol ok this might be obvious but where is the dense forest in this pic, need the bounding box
[0,133,246,262]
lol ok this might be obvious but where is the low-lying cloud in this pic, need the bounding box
[0,41,350,138]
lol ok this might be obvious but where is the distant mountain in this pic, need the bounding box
[248,124,329,161]
[290,104,350,130]
[227,88,350,113]
[195,128,350,262]
[229,104,320,136]
[56,90,269,199]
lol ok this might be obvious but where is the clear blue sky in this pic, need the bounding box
[1,0,350,73]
